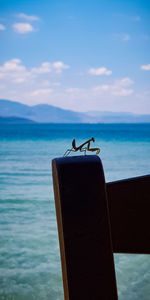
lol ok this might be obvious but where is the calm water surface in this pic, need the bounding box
[0,124,150,299]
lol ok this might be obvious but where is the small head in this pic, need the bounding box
[91,137,95,142]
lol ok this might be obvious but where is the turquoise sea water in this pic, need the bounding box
[0,123,150,300]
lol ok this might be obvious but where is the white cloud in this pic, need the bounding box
[0,58,69,86]
[0,59,69,85]
[112,88,133,96]
[115,77,134,87]
[66,88,82,95]
[13,23,34,34]
[141,64,150,71]
[17,13,39,21]
[93,77,134,97]
[0,24,6,30]
[31,61,70,74]
[31,62,52,74]
[1,59,145,113]
[52,61,70,73]
[93,85,110,92]
[31,88,52,96]
[88,67,112,76]
[0,59,29,82]
[1,58,23,71]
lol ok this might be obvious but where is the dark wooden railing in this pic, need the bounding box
[52,155,150,300]
[107,175,150,254]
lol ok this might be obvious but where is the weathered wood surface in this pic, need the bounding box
[52,156,118,300]
[106,175,150,254]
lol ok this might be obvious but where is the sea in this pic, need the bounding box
[0,123,150,300]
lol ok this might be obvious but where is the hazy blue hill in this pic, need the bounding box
[0,116,36,124]
[30,104,84,123]
[0,99,150,123]
[85,111,150,123]
[0,99,85,123]
[0,99,33,118]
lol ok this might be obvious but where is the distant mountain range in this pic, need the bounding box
[0,116,35,124]
[0,99,150,123]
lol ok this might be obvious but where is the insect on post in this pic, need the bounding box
[63,137,100,156]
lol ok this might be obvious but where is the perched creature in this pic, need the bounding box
[64,137,100,156]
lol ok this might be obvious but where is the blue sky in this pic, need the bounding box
[0,0,150,113]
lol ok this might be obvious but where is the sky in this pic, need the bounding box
[0,0,150,113]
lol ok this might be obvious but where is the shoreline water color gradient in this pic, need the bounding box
[0,123,150,299]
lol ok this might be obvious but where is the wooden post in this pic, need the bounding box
[52,155,118,300]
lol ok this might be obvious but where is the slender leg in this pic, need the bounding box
[87,142,100,154]
[80,148,87,155]
[64,148,73,157]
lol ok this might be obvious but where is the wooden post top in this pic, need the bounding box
[52,155,118,300]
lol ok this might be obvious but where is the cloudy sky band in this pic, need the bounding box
[0,1,150,113]
[0,57,149,113]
